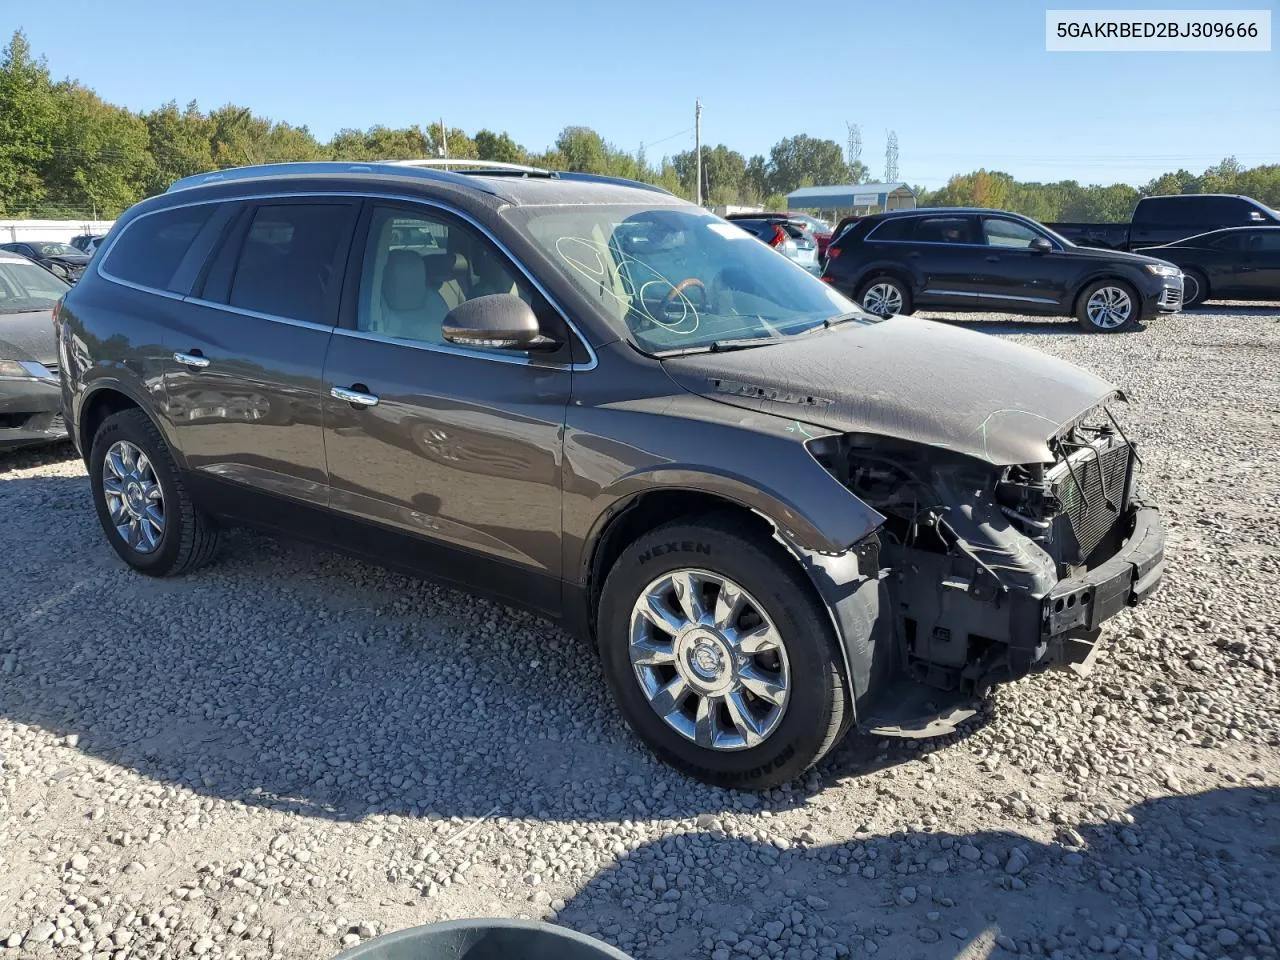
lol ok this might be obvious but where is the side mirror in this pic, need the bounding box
[1029,237,1053,254]
[441,294,558,351]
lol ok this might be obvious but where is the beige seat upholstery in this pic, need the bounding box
[379,249,448,342]
[423,252,468,312]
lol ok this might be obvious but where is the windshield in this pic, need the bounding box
[0,257,71,313]
[506,204,863,353]
[33,242,82,257]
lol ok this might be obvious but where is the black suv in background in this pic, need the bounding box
[54,162,1167,788]
[821,208,1185,332]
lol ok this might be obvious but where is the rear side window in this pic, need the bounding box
[1205,232,1244,250]
[912,216,978,244]
[101,205,214,290]
[865,218,913,241]
[1137,196,1251,227]
[224,203,358,324]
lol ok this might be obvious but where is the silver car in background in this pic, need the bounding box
[729,216,821,273]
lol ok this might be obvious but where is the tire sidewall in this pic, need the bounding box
[1077,279,1140,333]
[88,411,185,573]
[597,526,842,788]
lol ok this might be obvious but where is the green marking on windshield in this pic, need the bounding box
[786,420,817,440]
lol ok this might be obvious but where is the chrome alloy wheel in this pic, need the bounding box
[102,440,165,554]
[628,569,790,751]
[861,282,903,317]
[1086,285,1134,329]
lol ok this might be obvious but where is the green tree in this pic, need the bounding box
[144,100,215,194]
[474,129,525,163]
[43,83,153,217]
[0,30,56,215]
[554,126,609,173]
[767,135,849,196]
[671,144,747,204]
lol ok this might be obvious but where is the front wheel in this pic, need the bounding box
[1076,279,1140,333]
[597,518,848,789]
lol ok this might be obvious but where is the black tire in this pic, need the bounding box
[1181,268,1209,308]
[856,275,914,317]
[88,409,221,576]
[1075,278,1141,333]
[597,516,848,790]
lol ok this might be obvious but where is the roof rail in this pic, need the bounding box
[388,158,553,176]
[164,160,494,195]
[551,171,679,197]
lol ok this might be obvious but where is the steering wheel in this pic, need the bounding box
[659,278,707,320]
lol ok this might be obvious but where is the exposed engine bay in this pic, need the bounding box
[808,404,1149,699]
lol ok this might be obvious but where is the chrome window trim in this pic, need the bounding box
[926,288,1057,305]
[93,189,598,372]
[864,214,1066,252]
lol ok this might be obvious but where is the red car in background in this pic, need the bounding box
[724,211,834,264]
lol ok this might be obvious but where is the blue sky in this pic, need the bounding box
[9,0,1278,188]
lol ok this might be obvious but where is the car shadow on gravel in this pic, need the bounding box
[0,439,78,474]
[551,785,1279,960]
[1,473,985,825]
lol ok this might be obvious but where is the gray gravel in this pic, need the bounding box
[1,304,1278,960]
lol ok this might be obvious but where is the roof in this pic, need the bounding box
[787,182,915,208]
[163,160,683,208]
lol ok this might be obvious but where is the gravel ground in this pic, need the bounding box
[2,304,1278,960]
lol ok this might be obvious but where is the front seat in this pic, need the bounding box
[380,249,448,342]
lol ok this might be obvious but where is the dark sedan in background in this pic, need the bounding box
[0,240,91,284]
[821,207,1184,332]
[1134,226,1280,306]
[0,252,71,450]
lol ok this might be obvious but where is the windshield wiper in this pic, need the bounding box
[652,336,787,358]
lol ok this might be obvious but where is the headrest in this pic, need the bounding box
[382,250,427,311]
[422,252,469,283]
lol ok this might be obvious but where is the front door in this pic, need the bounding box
[975,215,1075,309]
[320,201,576,615]
[164,198,359,521]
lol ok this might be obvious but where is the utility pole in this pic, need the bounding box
[439,117,448,158]
[885,129,899,182]
[694,99,703,207]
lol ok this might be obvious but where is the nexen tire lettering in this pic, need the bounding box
[637,541,712,564]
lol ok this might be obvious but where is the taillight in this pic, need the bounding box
[826,246,842,260]
[769,225,787,247]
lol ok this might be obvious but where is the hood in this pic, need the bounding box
[661,315,1120,466]
[1066,243,1171,266]
[42,252,91,266]
[0,309,58,366]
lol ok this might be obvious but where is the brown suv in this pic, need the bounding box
[54,160,1166,789]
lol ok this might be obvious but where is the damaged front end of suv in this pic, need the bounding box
[806,396,1165,730]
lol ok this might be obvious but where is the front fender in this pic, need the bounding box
[562,391,886,586]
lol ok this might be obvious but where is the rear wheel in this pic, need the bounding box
[1181,268,1209,308]
[857,276,913,317]
[597,517,848,789]
[89,409,221,576]
[1076,279,1140,333]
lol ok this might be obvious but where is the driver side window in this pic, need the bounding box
[983,218,1041,248]
[357,205,533,347]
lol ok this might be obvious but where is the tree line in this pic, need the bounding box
[2,30,1277,223]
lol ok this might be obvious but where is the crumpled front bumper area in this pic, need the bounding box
[0,378,67,450]
[1038,503,1165,672]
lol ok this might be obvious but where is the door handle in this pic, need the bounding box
[331,385,379,408]
[173,351,210,369]
[984,256,1000,262]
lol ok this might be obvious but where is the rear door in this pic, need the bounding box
[164,197,359,526]
[319,200,575,615]
[894,215,986,304]
[975,215,1076,309]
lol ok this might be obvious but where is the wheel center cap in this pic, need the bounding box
[678,629,733,691]
[690,642,724,680]
[125,481,145,513]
